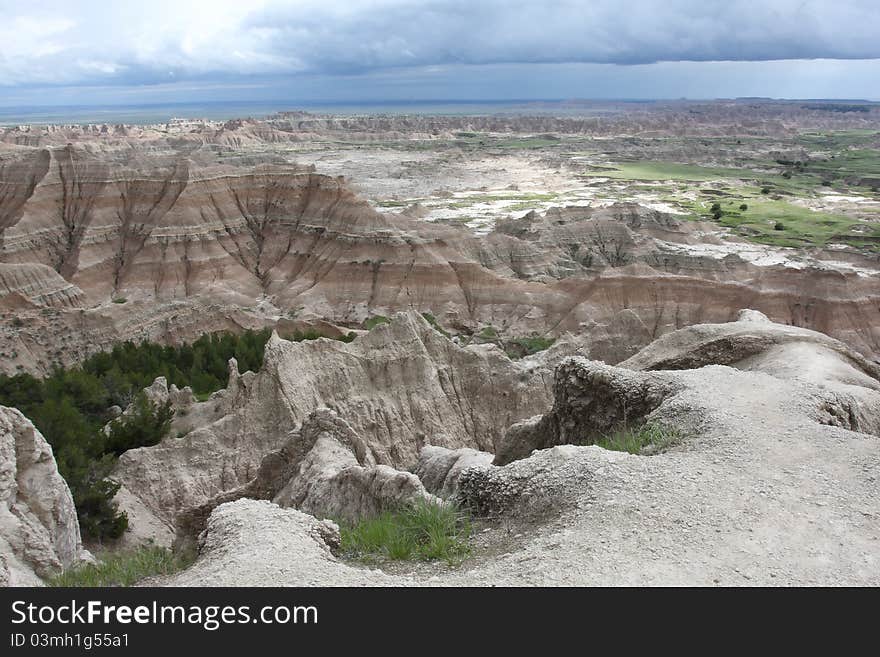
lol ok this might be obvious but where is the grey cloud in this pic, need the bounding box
[0,0,878,87]
[244,1,880,71]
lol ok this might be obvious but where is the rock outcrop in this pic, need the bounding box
[116,311,583,545]
[166,499,397,587]
[495,312,880,466]
[272,409,438,523]
[412,446,494,499]
[0,407,89,585]
[175,408,438,551]
[495,363,683,465]
[158,310,880,586]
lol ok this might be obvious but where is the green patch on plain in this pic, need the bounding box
[694,197,880,249]
[437,191,559,211]
[374,199,414,208]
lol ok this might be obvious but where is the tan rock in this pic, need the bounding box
[0,406,89,585]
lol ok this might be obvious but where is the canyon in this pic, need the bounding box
[2,106,879,375]
[1,100,878,586]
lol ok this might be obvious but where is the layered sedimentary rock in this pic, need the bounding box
[0,263,85,308]
[1,143,878,376]
[4,101,879,150]
[0,407,89,586]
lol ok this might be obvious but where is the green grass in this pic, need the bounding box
[504,336,555,359]
[803,148,880,181]
[339,500,471,565]
[48,545,193,587]
[363,315,391,330]
[111,298,127,304]
[374,199,417,208]
[795,130,880,153]
[591,423,682,455]
[421,312,450,337]
[687,196,880,248]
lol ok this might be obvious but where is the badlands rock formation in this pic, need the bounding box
[0,407,90,585]
[158,310,879,586]
[114,311,587,547]
[4,102,879,148]
[174,408,439,553]
[1,138,878,375]
[495,309,880,465]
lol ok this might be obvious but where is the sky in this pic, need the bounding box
[0,0,878,107]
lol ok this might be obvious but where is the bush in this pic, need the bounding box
[739,203,748,211]
[49,545,193,587]
[104,394,173,457]
[339,500,471,565]
[285,329,356,343]
[66,455,128,541]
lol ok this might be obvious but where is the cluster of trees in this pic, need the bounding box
[82,329,272,405]
[0,328,273,541]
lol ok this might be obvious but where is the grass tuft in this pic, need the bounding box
[591,423,683,455]
[48,545,194,587]
[339,500,471,565]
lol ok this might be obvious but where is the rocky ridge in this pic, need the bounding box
[154,310,880,586]
[112,311,589,547]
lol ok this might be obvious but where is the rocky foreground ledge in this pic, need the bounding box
[3,310,879,586]
[165,310,880,586]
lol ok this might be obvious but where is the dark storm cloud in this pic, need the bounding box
[244,0,880,73]
[0,0,878,87]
